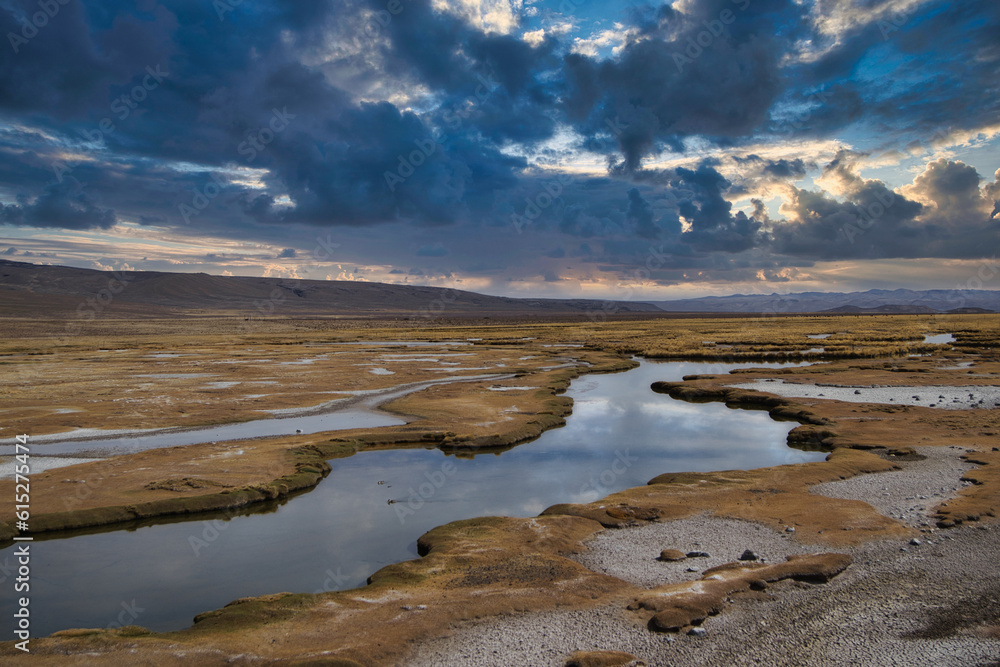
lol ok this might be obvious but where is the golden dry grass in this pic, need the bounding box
[1,313,998,664]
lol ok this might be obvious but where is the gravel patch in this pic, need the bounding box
[728,380,1000,410]
[811,446,976,530]
[572,517,813,589]
[407,446,1000,667]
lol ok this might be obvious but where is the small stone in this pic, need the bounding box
[739,550,760,561]
[749,580,768,591]
[785,526,796,533]
[686,567,699,573]
[686,551,710,558]
[854,390,861,394]
[658,549,688,562]
[909,538,921,546]
[688,627,707,637]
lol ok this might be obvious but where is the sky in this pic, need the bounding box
[0,0,998,300]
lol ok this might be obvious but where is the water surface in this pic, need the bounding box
[1,359,823,635]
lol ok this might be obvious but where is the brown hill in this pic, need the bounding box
[0,259,660,319]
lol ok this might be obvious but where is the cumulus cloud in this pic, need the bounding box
[772,154,1000,259]
[901,158,997,224]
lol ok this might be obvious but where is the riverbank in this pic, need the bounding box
[0,346,635,544]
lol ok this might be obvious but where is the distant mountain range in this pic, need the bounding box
[0,259,660,318]
[651,289,1000,314]
[2,260,997,318]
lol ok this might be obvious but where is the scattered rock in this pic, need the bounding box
[785,526,796,533]
[739,550,760,561]
[749,579,768,591]
[688,627,707,637]
[910,538,922,546]
[635,553,852,633]
[658,549,687,562]
[686,551,711,558]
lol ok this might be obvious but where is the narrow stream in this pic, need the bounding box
[0,373,513,478]
[1,359,824,636]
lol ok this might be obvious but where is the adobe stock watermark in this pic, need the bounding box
[838,189,896,243]
[510,172,575,234]
[413,288,461,321]
[7,0,74,54]
[383,70,499,193]
[358,0,408,41]
[878,12,909,40]
[774,87,835,136]
[312,566,351,594]
[578,449,638,498]
[58,444,143,508]
[586,243,672,322]
[50,64,169,187]
[179,107,295,225]
[64,268,133,335]
[188,507,242,557]
[213,0,244,21]
[78,65,170,146]
[391,459,458,524]
[510,112,629,235]
[238,233,342,325]
[673,0,751,73]
[106,600,144,630]
[944,256,1000,309]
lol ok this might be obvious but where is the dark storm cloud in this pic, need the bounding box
[563,0,803,170]
[782,1,1000,143]
[625,187,656,239]
[0,180,116,230]
[373,0,560,145]
[416,243,448,257]
[0,0,997,278]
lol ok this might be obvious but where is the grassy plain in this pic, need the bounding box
[0,312,998,664]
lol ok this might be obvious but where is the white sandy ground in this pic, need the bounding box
[407,446,1000,667]
[728,380,1000,410]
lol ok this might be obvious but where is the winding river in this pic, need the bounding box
[1,358,823,636]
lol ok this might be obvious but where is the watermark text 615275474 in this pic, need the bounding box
[12,434,32,652]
